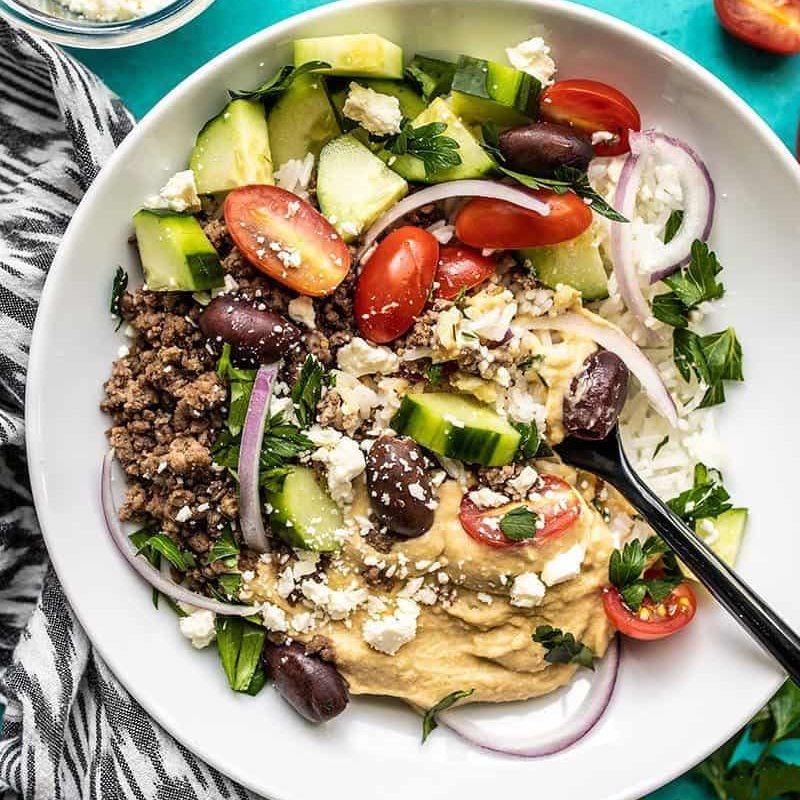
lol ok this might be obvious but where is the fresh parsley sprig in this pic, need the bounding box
[421,688,475,743]
[291,354,332,428]
[532,625,596,670]
[673,326,743,408]
[663,209,684,244]
[499,506,539,540]
[607,535,682,612]
[208,527,240,565]
[110,266,128,331]
[229,61,331,103]
[260,412,313,469]
[386,120,462,178]
[215,616,267,695]
[667,463,733,525]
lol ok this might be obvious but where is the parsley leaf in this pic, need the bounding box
[110,266,128,331]
[261,412,313,469]
[386,120,462,177]
[425,363,443,386]
[652,291,691,328]
[480,121,504,162]
[608,536,676,611]
[663,209,684,244]
[404,55,456,101]
[208,527,239,564]
[768,680,800,741]
[532,625,595,670]
[259,466,293,492]
[229,61,331,103]
[217,572,242,599]
[653,435,669,458]
[512,420,541,461]
[215,616,267,694]
[517,354,543,372]
[673,326,743,408]
[499,506,538,540]
[667,463,732,524]
[421,688,474,743]
[131,530,193,573]
[290,354,331,428]
[216,343,257,436]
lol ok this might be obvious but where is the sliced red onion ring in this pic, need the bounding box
[101,451,256,617]
[438,637,619,757]
[238,362,279,553]
[525,311,678,427]
[356,180,551,262]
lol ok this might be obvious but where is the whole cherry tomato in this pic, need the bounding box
[714,0,800,55]
[435,244,496,300]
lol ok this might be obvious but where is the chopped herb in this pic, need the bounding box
[216,344,257,437]
[215,616,267,694]
[259,466,293,492]
[499,506,539,541]
[261,412,313,469]
[517,354,543,372]
[131,530,192,573]
[404,55,456,102]
[452,286,468,307]
[460,329,478,340]
[652,292,690,328]
[653,435,670,458]
[480,120,504,162]
[607,535,681,612]
[386,120,462,178]
[208,528,239,564]
[229,61,331,103]
[291,354,331,428]
[512,420,540,461]
[217,573,242,599]
[536,372,549,389]
[663,209,684,244]
[421,688,475,743]
[110,266,128,331]
[425,363,443,386]
[160,595,188,617]
[673,326,743,408]
[667,462,733,524]
[532,625,595,670]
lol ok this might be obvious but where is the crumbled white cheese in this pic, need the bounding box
[310,433,366,507]
[144,170,201,213]
[468,487,510,509]
[276,566,296,599]
[510,572,546,608]
[362,598,420,655]
[505,36,557,85]
[463,289,517,342]
[61,0,167,22]
[343,82,403,136]
[178,609,216,649]
[274,153,315,200]
[287,296,316,330]
[541,543,586,586]
[477,592,494,605]
[331,371,380,421]
[291,611,317,634]
[591,130,617,146]
[301,580,368,620]
[175,505,192,523]
[508,465,540,496]
[291,551,320,580]
[261,602,288,632]
[337,337,400,377]
[398,576,425,599]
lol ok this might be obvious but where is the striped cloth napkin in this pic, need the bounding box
[0,20,258,800]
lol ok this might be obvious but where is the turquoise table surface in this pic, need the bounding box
[66,2,800,797]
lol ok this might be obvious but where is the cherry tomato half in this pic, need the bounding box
[539,79,642,157]
[714,0,800,54]
[602,579,697,641]
[224,185,350,297]
[354,226,439,343]
[435,244,496,300]
[455,190,592,250]
[458,474,582,549]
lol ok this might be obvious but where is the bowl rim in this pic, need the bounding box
[25,0,800,797]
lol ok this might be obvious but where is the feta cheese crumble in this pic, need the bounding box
[337,337,400,377]
[362,598,420,655]
[505,37,557,86]
[58,0,167,21]
[144,170,201,214]
[468,487,510,509]
[287,295,316,330]
[343,82,403,136]
[541,543,586,586]
[310,431,366,507]
[509,572,546,608]
[178,609,216,649]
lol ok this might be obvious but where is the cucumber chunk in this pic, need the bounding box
[522,228,609,301]
[267,73,340,168]
[391,392,521,466]
[449,55,540,127]
[266,467,345,552]
[405,54,456,101]
[681,507,748,580]
[133,210,224,292]
[380,97,494,184]
[190,99,273,195]
[294,34,403,79]
[317,134,408,242]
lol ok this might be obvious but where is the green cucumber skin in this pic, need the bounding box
[293,35,404,79]
[452,55,541,116]
[404,54,456,101]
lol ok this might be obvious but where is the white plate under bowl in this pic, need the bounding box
[26,1,800,798]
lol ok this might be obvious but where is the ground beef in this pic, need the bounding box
[305,634,336,662]
[316,389,362,435]
[396,299,450,351]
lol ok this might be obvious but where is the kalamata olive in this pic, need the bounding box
[199,294,302,365]
[262,640,349,723]
[366,435,435,538]
[499,122,594,177]
[563,350,629,440]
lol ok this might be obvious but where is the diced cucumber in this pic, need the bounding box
[133,210,224,292]
[317,134,408,242]
[294,34,403,79]
[522,228,609,301]
[267,73,340,168]
[266,467,345,552]
[190,99,273,195]
[683,508,748,580]
[391,392,521,466]
[449,55,540,127]
[380,97,494,184]
[330,78,426,128]
[405,54,456,101]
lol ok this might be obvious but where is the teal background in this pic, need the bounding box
[64,1,799,796]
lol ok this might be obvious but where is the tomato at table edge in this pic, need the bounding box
[354,225,439,343]
[539,79,642,157]
[224,184,350,297]
[458,474,582,549]
[435,244,497,300]
[454,190,593,250]
[714,0,800,55]
[602,577,698,640]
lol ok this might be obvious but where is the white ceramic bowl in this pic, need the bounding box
[26,1,800,798]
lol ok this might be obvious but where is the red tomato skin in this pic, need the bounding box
[435,245,496,300]
[714,0,800,53]
[602,583,698,641]
[354,226,439,344]
[224,185,350,297]
[458,474,582,549]
[540,79,642,157]
[455,191,593,250]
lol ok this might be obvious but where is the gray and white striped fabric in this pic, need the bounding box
[0,20,258,799]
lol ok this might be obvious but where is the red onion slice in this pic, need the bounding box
[356,180,551,262]
[438,637,619,757]
[101,451,256,617]
[525,310,678,427]
[238,362,279,553]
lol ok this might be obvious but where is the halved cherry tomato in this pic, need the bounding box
[539,79,641,157]
[458,474,582,549]
[602,576,697,641]
[714,0,800,54]
[354,226,439,343]
[435,244,496,300]
[224,185,350,297]
[455,190,592,250]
